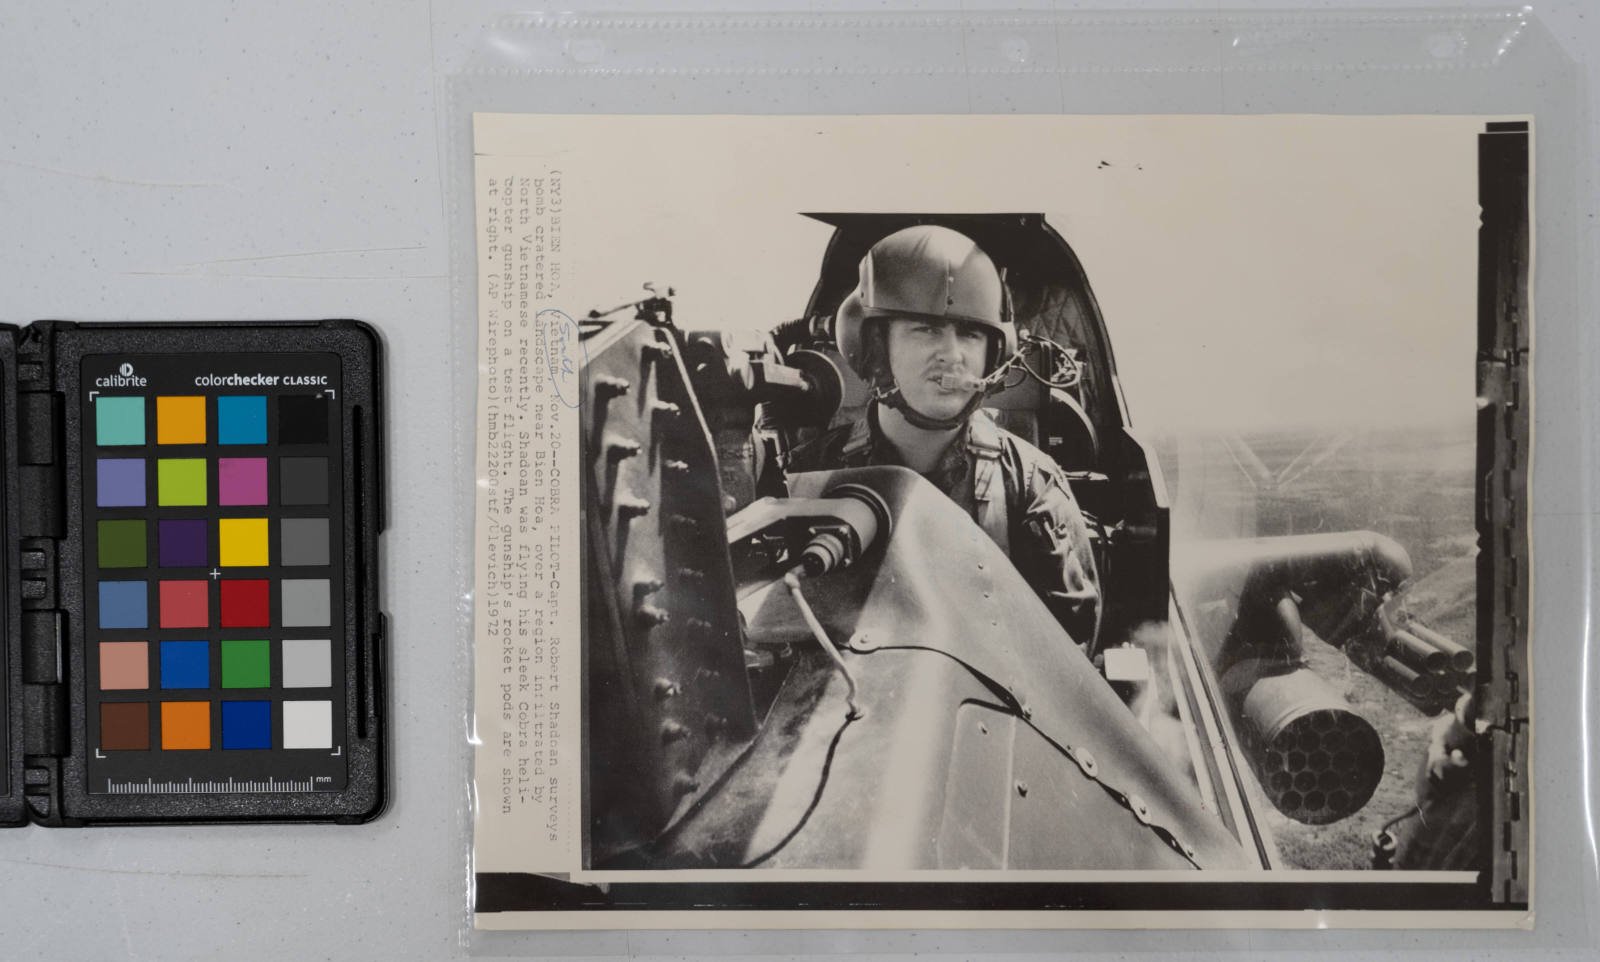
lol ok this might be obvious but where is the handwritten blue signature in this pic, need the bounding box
[537,309,586,408]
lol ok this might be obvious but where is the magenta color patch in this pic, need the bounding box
[218,458,268,506]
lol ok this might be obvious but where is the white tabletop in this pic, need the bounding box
[1,1,1595,959]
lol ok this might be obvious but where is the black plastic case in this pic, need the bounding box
[0,320,385,825]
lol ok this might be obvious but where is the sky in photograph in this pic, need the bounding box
[483,114,1491,434]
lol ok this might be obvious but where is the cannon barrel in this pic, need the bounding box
[1372,603,1472,710]
[1408,622,1475,674]
[1375,655,1436,700]
[1390,628,1449,674]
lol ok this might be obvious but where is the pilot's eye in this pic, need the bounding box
[956,327,985,342]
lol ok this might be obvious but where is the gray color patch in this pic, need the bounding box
[281,578,331,627]
[280,456,329,506]
[281,638,332,688]
[280,516,331,566]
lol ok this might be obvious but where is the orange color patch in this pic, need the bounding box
[160,701,211,750]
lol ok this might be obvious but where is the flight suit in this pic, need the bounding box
[787,404,1101,648]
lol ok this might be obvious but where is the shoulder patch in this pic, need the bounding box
[839,416,874,460]
[966,409,1003,460]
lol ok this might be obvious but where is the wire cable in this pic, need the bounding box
[785,567,863,719]
[739,712,858,868]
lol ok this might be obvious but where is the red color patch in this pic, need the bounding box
[158,580,209,628]
[220,579,270,628]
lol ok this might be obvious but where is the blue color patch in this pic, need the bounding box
[96,458,147,508]
[159,640,209,689]
[96,396,146,446]
[222,700,272,749]
[98,581,148,629]
[217,395,267,445]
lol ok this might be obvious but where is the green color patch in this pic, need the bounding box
[97,519,147,568]
[220,639,270,689]
[157,458,208,506]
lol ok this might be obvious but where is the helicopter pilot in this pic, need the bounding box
[786,224,1101,648]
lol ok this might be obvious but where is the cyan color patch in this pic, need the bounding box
[217,395,267,445]
[96,396,146,446]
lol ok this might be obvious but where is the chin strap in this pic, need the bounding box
[871,381,985,431]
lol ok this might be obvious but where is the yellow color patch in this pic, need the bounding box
[219,518,270,567]
[157,396,207,444]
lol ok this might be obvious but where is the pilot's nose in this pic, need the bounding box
[931,326,961,361]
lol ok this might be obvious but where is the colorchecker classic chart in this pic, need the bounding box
[2,321,384,826]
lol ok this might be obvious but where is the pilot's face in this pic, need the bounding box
[884,316,988,422]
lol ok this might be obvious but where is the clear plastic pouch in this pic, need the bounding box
[447,8,1590,951]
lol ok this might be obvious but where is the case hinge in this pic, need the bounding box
[17,391,63,538]
[15,327,66,823]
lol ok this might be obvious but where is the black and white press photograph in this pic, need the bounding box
[469,113,1530,924]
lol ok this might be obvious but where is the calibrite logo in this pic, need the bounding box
[96,362,148,388]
